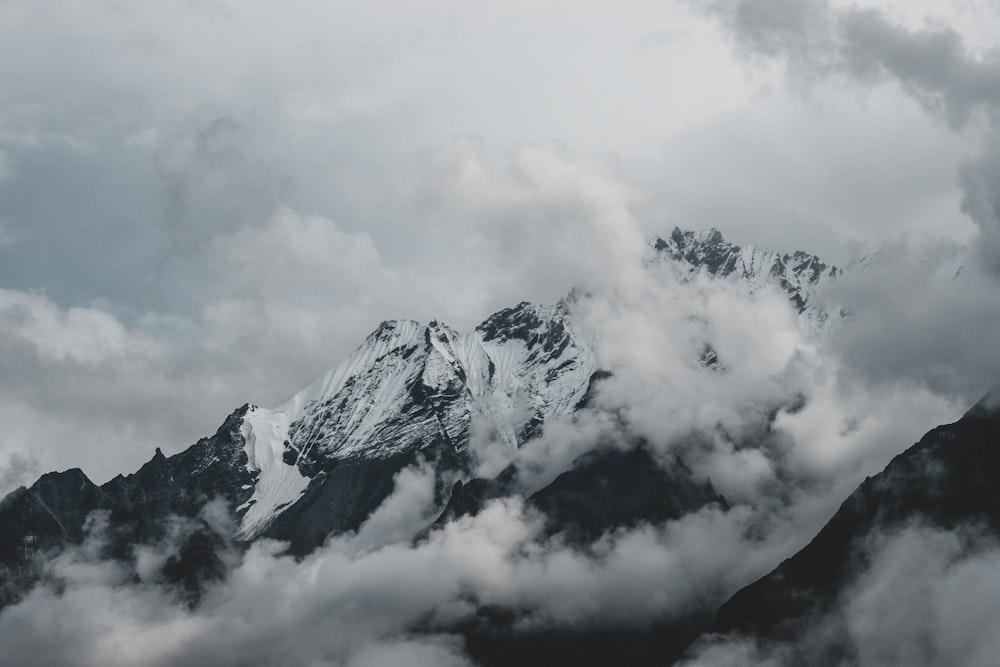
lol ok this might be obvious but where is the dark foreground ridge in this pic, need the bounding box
[706,384,1000,663]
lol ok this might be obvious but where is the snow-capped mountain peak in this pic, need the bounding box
[651,227,840,312]
[235,302,595,538]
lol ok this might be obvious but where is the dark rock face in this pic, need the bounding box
[528,445,727,546]
[709,386,1000,647]
[478,301,563,350]
[0,406,254,606]
[265,436,465,556]
[100,407,253,542]
[263,455,420,556]
[434,477,511,526]
[428,443,727,547]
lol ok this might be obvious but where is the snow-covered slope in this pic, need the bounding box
[235,300,595,538]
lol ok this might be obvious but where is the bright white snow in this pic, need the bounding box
[234,309,594,538]
[235,405,310,539]
[234,230,834,539]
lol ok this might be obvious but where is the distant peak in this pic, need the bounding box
[649,227,838,317]
[655,227,730,252]
[677,226,723,240]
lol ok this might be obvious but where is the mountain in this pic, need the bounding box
[0,227,851,663]
[650,228,840,311]
[0,226,828,564]
[0,298,598,589]
[0,408,252,606]
[650,227,840,335]
[706,385,1000,662]
[239,299,597,553]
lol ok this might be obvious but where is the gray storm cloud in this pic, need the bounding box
[696,0,1000,273]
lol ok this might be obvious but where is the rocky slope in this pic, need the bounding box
[0,408,252,606]
[707,385,1000,662]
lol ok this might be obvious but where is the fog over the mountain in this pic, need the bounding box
[2,1,1000,665]
[0,268,966,666]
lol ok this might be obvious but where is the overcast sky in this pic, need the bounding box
[7,3,1000,665]
[1,0,999,490]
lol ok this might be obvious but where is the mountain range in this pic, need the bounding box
[1,227,993,666]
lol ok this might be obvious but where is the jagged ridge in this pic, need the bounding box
[651,227,840,313]
[235,299,596,539]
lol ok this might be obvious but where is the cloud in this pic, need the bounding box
[959,134,1000,274]
[815,236,1000,399]
[0,366,963,667]
[0,140,677,496]
[843,525,1000,667]
[683,524,1000,667]
[695,0,1000,272]
[406,138,650,310]
[153,116,290,258]
[697,0,1000,123]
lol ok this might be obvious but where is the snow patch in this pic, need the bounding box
[235,405,310,540]
[234,306,595,536]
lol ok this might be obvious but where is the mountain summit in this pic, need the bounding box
[237,299,595,546]
[651,228,840,333]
